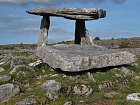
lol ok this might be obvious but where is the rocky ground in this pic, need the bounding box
[0,39,140,105]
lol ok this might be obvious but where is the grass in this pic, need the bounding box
[0,43,140,105]
[0,59,140,105]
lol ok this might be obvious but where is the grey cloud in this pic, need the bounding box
[0,0,127,5]
[0,14,40,34]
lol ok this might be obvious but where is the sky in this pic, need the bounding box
[0,0,140,45]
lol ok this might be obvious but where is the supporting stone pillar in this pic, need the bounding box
[38,16,50,47]
[75,20,86,44]
[85,29,94,45]
[75,20,94,45]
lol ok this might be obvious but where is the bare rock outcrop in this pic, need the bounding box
[41,80,61,100]
[36,44,137,72]
[16,97,37,105]
[0,76,12,82]
[0,84,20,102]
[73,85,93,97]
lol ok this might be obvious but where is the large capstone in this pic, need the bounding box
[26,8,106,20]
[36,44,137,72]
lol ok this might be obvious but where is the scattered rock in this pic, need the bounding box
[12,58,24,65]
[0,67,4,72]
[36,75,47,80]
[0,76,12,82]
[73,85,93,97]
[24,83,29,88]
[79,100,84,103]
[63,101,73,105]
[121,67,134,76]
[41,80,61,92]
[10,65,26,74]
[16,97,37,105]
[46,90,59,100]
[29,60,43,67]
[131,63,139,67]
[104,91,120,99]
[67,86,72,96]
[62,74,67,78]
[0,54,11,65]
[0,62,5,65]
[126,93,140,102]
[134,76,140,80]
[87,72,96,82]
[0,83,20,102]
[99,82,113,90]
[26,88,33,92]
[51,74,59,77]
[69,75,80,81]
[41,80,61,100]
[42,69,45,73]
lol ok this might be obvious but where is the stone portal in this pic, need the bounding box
[27,8,106,46]
[26,8,137,72]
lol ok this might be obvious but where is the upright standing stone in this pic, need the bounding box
[85,29,94,45]
[75,20,94,45]
[75,20,86,45]
[38,16,50,46]
[27,8,106,46]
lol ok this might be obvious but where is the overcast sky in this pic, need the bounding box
[0,0,140,44]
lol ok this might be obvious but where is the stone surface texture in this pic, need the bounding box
[29,60,43,67]
[73,85,93,97]
[38,16,50,46]
[87,72,96,82]
[104,92,120,99]
[10,65,26,74]
[63,101,73,105]
[36,44,137,72]
[41,80,61,100]
[0,76,12,82]
[0,67,4,72]
[120,67,134,76]
[0,84,20,102]
[126,93,140,102]
[16,97,37,105]
[27,8,106,20]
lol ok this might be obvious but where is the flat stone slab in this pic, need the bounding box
[26,8,106,20]
[36,44,137,72]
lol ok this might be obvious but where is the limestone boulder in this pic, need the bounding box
[41,80,61,100]
[36,44,137,72]
[73,85,93,97]
[126,93,140,102]
[120,67,134,76]
[0,76,12,82]
[0,67,4,72]
[104,91,120,99]
[10,65,26,74]
[16,97,37,105]
[27,8,106,20]
[0,83,20,102]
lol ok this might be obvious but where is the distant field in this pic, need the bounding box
[94,37,140,48]
[0,37,140,49]
[0,37,140,59]
[56,37,140,48]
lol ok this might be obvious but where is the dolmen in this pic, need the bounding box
[27,8,137,72]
